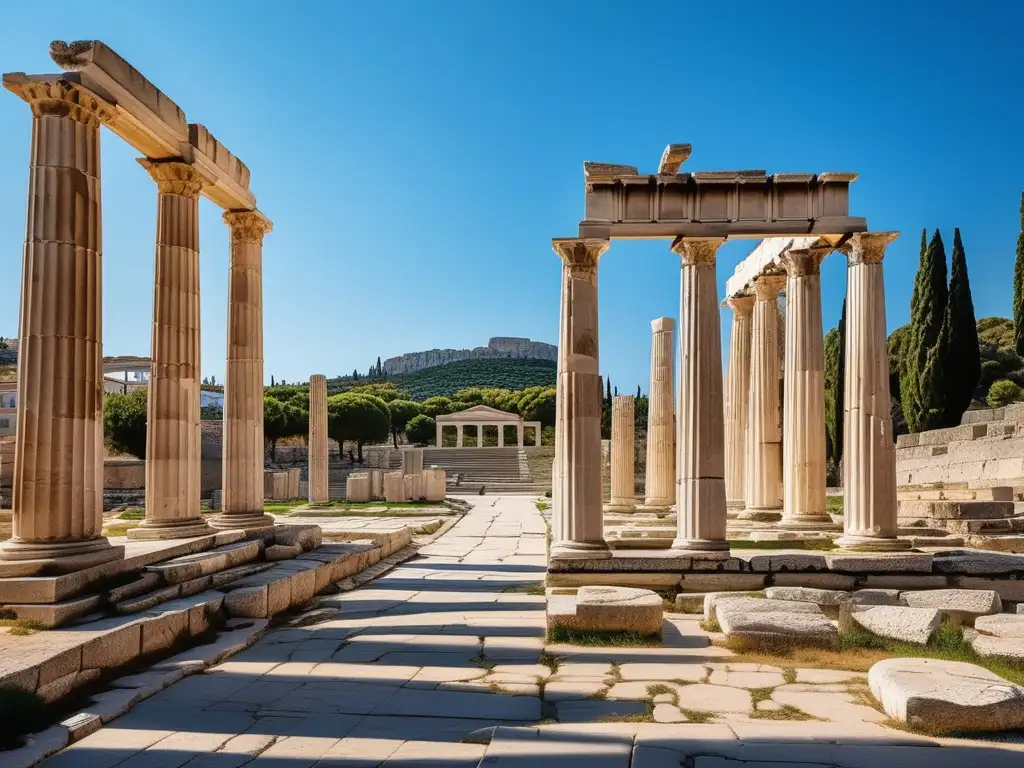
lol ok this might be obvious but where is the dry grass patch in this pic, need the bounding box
[0,619,44,636]
[677,708,716,723]
[749,704,816,721]
[546,628,661,647]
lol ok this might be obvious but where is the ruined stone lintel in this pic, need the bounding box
[658,143,692,175]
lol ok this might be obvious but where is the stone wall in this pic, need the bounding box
[382,336,557,375]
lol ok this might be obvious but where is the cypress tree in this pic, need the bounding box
[823,298,847,466]
[636,384,641,399]
[1015,193,1024,356]
[940,228,981,423]
[900,229,948,432]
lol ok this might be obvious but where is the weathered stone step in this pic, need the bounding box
[897,486,1013,502]
[112,563,276,615]
[145,539,264,584]
[898,500,1015,521]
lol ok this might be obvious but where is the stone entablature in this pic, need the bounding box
[435,405,541,448]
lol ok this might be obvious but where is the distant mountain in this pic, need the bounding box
[382,337,556,375]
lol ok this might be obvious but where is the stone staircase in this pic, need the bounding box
[897,485,1024,551]
[422,447,547,494]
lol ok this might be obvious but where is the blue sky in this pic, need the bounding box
[1,1,1021,394]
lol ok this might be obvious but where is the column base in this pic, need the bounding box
[207,511,277,531]
[603,502,637,513]
[737,506,782,522]
[127,517,216,541]
[834,533,912,552]
[550,540,612,561]
[670,538,731,557]
[0,537,124,575]
[776,515,836,530]
[635,503,672,515]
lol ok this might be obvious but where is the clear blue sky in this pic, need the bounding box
[1,2,1021,394]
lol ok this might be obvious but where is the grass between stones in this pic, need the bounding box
[546,628,661,647]
[826,496,844,514]
[502,584,547,596]
[718,624,1024,686]
[0,618,44,636]
[101,521,139,537]
[535,500,551,511]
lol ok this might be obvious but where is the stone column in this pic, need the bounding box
[517,425,524,447]
[132,160,214,540]
[670,239,729,554]
[0,78,123,571]
[741,275,786,522]
[604,395,636,512]
[723,296,755,514]
[779,247,832,527]
[211,211,274,531]
[639,318,675,512]
[837,233,910,551]
[498,427,504,447]
[435,422,442,447]
[456,424,464,447]
[308,374,329,504]
[551,238,611,559]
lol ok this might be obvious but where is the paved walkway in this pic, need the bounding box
[42,496,1024,767]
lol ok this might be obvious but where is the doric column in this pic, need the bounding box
[551,238,611,559]
[671,238,729,554]
[456,424,464,447]
[211,210,274,531]
[132,160,214,540]
[779,247,832,527]
[723,296,755,513]
[639,318,675,512]
[604,395,636,512]
[0,78,123,571]
[741,275,786,522]
[498,426,504,447]
[308,374,329,504]
[837,233,910,551]
[435,422,442,447]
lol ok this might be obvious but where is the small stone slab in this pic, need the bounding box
[548,586,663,636]
[674,683,750,714]
[764,586,848,606]
[824,553,933,573]
[850,588,901,606]
[969,632,1024,662]
[712,595,821,624]
[975,614,1024,639]
[840,604,941,645]
[868,657,1024,733]
[900,588,1002,623]
[932,551,1024,575]
[554,698,648,723]
[717,605,838,650]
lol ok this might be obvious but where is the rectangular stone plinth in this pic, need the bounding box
[346,473,372,503]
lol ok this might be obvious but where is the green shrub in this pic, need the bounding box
[987,379,1023,408]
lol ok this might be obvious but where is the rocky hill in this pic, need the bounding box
[382,337,556,375]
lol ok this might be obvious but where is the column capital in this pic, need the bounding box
[552,238,610,272]
[752,274,786,300]
[670,237,725,265]
[137,159,207,198]
[651,316,675,332]
[224,209,273,245]
[780,246,831,276]
[843,231,899,265]
[725,295,755,315]
[3,75,116,127]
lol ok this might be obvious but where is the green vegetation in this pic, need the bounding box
[535,500,551,511]
[823,298,845,470]
[117,508,146,520]
[404,414,436,446]
[375,358,555,400]
[987,379,1024,408]
[826,495,844,514]
[327,393,390,462]
[264,394,309,458]
[103,389,148,458]
[0,686,49,749]
[0,618,44,636]
[385,399,421,448]
[940,229,981,421]
[1015,192,1024,356]
[546,627,661,647]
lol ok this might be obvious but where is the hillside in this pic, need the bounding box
[327,358,556,400]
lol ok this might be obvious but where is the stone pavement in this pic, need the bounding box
[41,496,1024,767]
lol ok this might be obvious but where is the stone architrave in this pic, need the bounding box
[308,374,329,504]
[550,238,611,560]
[639,318,675,512]
[671,238,729,555]
[779,247,832,527]
[211,210,274,531]
[605,395,636,512]
[837,233,911,551]
[0,78,124,572]
[740,274,786,522]
[132,160,214,540]
[723,296,754,514]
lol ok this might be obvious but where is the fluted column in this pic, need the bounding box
[671,238,729,554]
[741,275,786,522]
[308,374,329,504]
[0,78,123,571]
[605,395,636,512]
[551,238,611,560]
[723,296,754,514]
[779,247,832,527]
[638,318,675,512]
[211,210,274,531]
[435,422,442,447]
[131,160,213,540]
[837,233,910,551]
[456,424,463,447]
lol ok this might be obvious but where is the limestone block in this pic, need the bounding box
[402,449,424,476]
[271,472,288,500]
[383,471,407,502]
[969,631,1024,662]
[869,657,1024,733]
[404,473,425,501]
[899,500,1014,520]
[346,472,372,503]
[717,608,839,649]
[974,613,1024,639]
[265,544,303,561]
[140,610,189,656]
[81,621,142,670]
[851,588,902,606]
[932,551,1024,575]
[370,469,385,500]
[275,525,322,551]
[840,603,941,644]
[764,586,848,606]
[679,573,766,592]
[547,586,663,636]
[423,468,446,501]
[222,585,269,618]
[899,589,1002,624]
[823,553,933,573]
[289,565,318,606]
[711,595,821,624]
[770,573,857,590]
